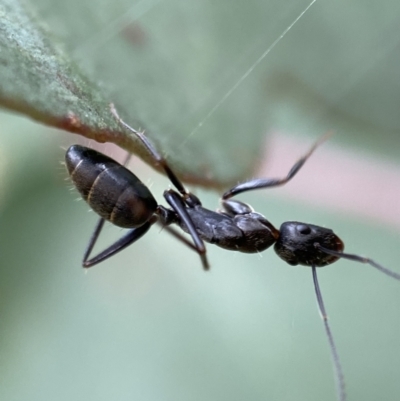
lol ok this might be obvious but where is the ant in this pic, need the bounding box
[65,104,400,401]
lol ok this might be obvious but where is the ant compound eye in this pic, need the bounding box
[297,224,311,235]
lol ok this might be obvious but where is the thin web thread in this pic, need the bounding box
[181,0,318,146]
[70,0,317,150]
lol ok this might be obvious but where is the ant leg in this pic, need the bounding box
[314,244,400,281]
[158,224,198,251]
[222,131,333,200]
[220,199,254,216]
[155,205,201,252]
[161,223,197,251]
[312,266,346,401]
[83,218,157,268]
[82,217,105,266]
[110,103,188,197]
[163,189,209,271]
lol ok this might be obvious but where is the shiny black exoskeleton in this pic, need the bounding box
[65,138,344,270]
[66,105,400,401]
[62,109,365,272]
[65,144,283,270]
[66,146,157,228]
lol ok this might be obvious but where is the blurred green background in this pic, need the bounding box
[1,1,400,401]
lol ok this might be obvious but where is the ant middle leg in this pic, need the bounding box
[159,224,199,251]
[163,189,209,270]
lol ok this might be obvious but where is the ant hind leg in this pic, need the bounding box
[110,103,189,197]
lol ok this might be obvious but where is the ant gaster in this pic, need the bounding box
[65,104,400,401]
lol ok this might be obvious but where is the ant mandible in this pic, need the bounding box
[65,104,400,401]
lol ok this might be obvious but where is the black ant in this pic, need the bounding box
[65,104,400,401]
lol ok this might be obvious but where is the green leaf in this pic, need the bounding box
[0,0,278,188]
[3,0,400,188]
[0,2,114,137]
[0,0,179,182]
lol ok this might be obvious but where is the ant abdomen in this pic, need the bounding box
[65,145,157,228]
[274,222,344,267]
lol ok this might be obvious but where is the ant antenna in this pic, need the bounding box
[312,266,346,401]
[312,241,400,401]
[314,244,400,281]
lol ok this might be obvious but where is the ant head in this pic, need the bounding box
[274,222,344,267]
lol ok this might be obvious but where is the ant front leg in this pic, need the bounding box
[220,199,254,216]
[222,132,332,199]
